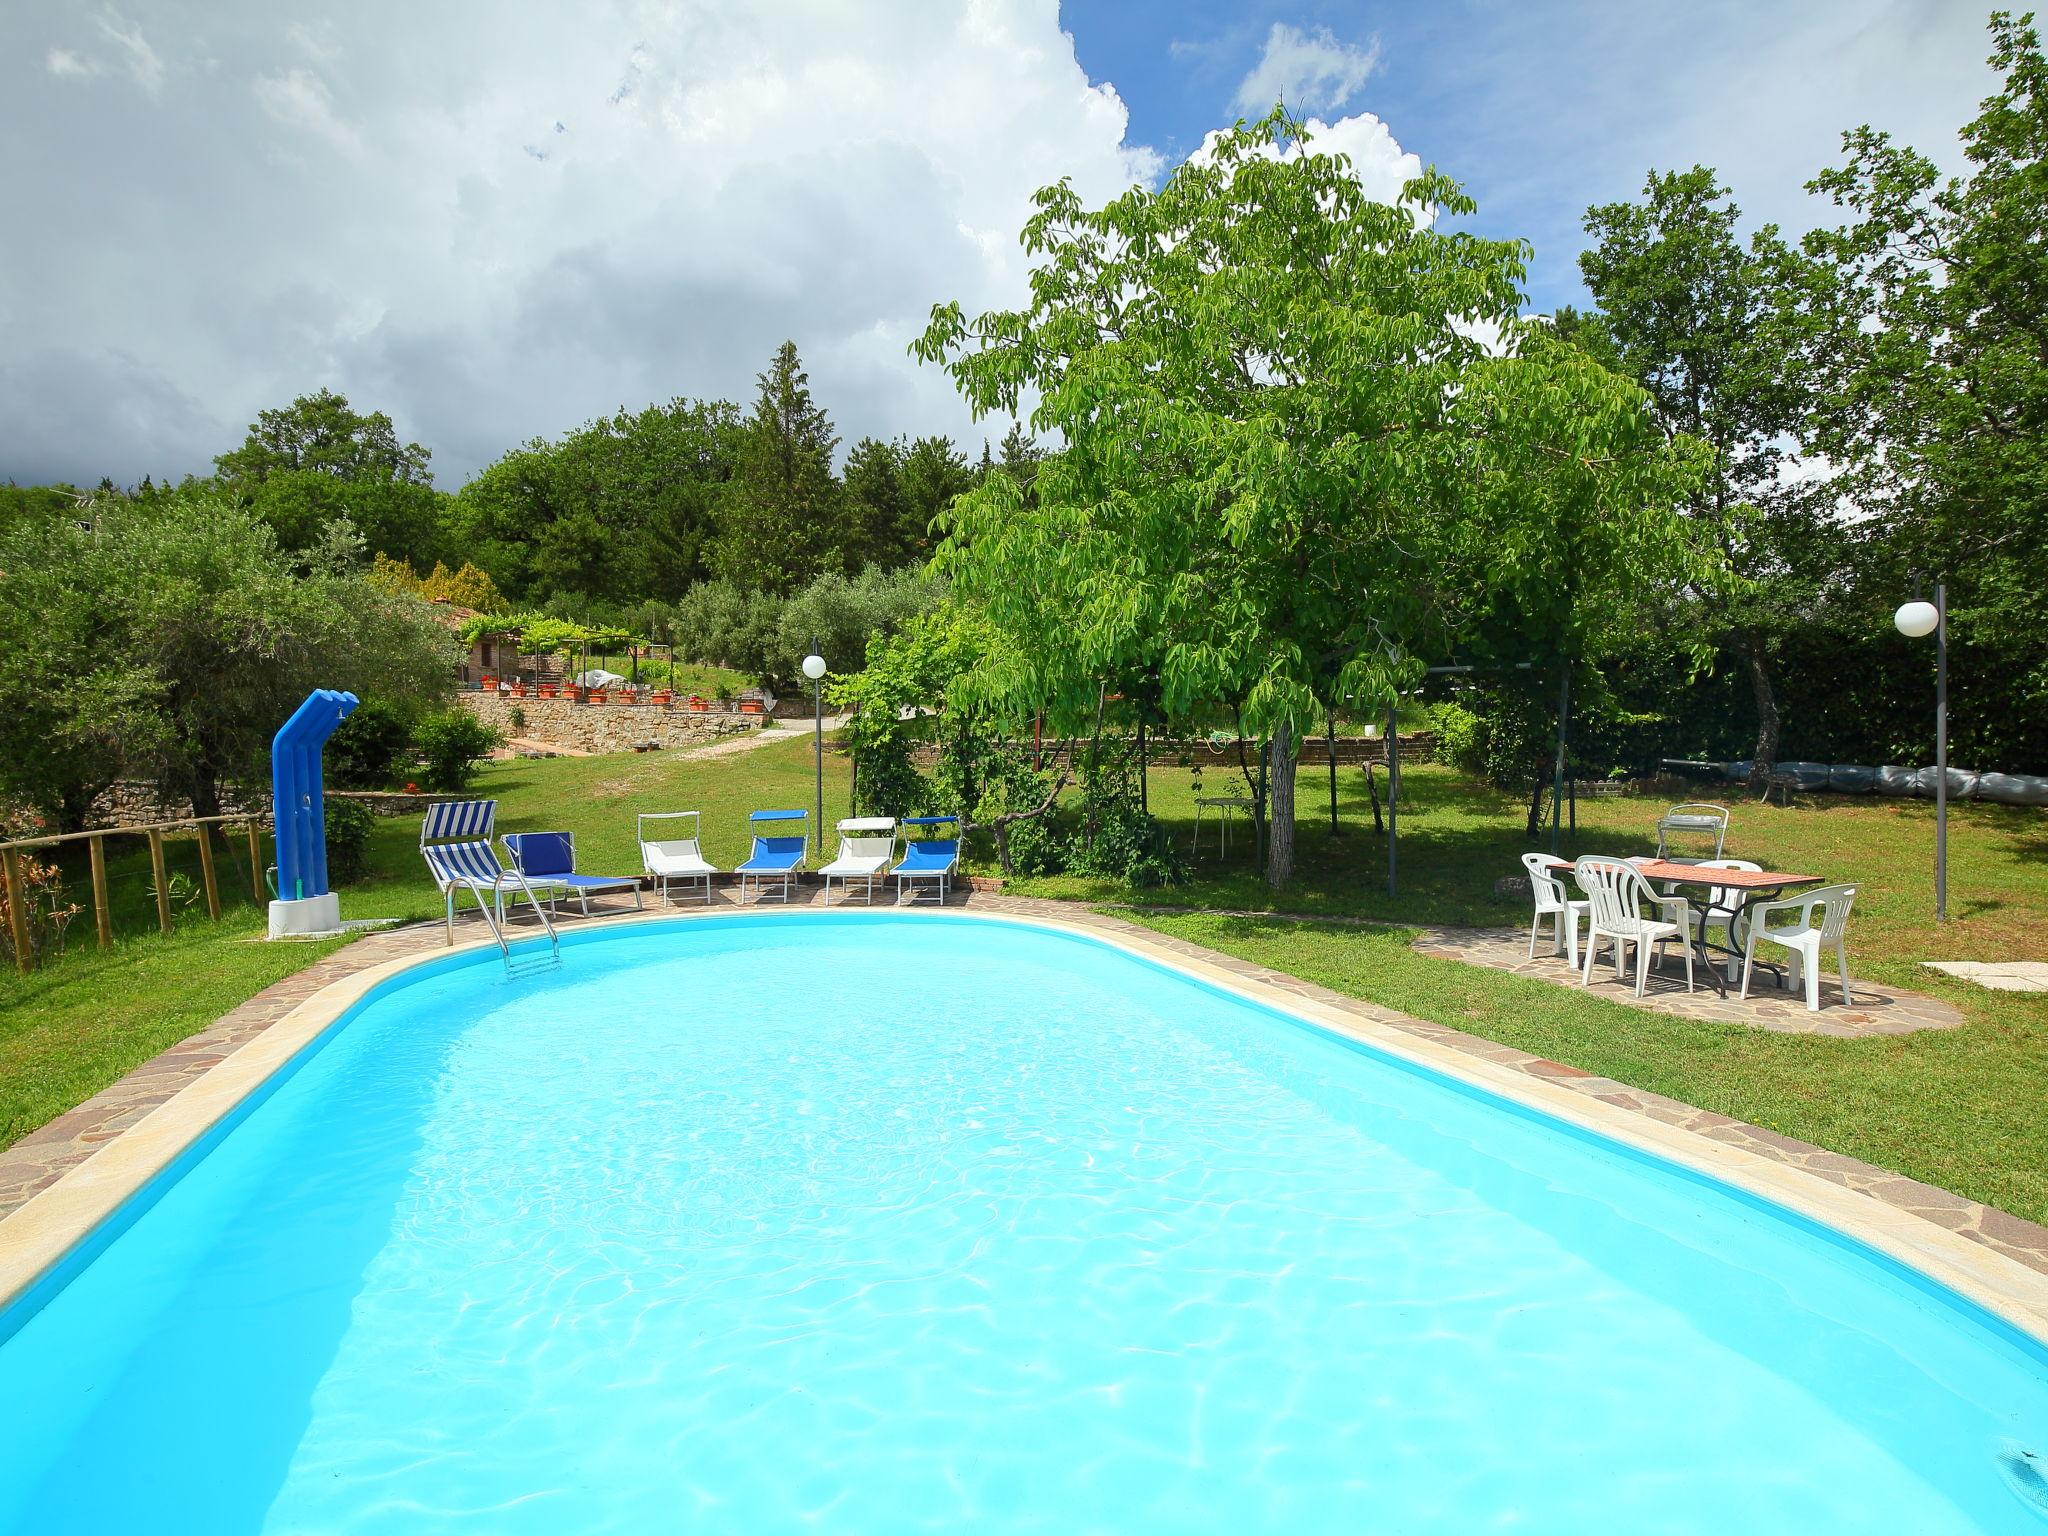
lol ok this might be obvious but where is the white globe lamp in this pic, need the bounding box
[1893,601,1939,639]
[801,653,827,681]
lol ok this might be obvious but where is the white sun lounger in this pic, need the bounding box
[638,811,720,904]
[818,817,897,904]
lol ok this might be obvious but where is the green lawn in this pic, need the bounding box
[4,739,2044,1224]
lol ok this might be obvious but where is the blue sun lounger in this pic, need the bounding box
[894,816,959,905]
[503,831,644,917]
[736,809,808,904]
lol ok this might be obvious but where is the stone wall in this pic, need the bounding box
[460,692,762,755]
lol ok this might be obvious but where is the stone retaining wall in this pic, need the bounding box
[459,693,762,755]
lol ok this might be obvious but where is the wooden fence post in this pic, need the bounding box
[3,849,32,975]
[89,834,112,949]
[246,820,264,902]
[196,825,222,920]
[147,830,172,936]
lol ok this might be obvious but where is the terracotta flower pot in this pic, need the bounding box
[651,689,673,707]
[588,688,608,704]
[687,696,707,712]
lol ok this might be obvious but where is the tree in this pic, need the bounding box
[711,341,847,592]
[1801,11,2048,749]
[1576,167,1822,787]
[916,111,1703,887]
[843,437,909,565]
[996,423,1045,500]
[0,488,457,821]
[0,503,165,830]
[898,436,975,561]
[212,388,455,569]
[454,399,742,605]
[216,388,433,485]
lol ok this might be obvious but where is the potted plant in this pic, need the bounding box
[650,687,673,707]
[479,673,497,691]
[587,685,608,704]
[537,681,558,699]
[687,694,707,713]
[508,679,526,698]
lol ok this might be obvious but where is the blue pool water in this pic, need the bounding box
[1,912,2045,1532]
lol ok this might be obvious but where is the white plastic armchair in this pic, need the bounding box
[1520,852,1587,967]
[1573,856,1695,997]
[1739,883,1858,1011]
[1684,858,1763,944]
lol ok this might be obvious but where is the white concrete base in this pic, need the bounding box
[267,892,343,940]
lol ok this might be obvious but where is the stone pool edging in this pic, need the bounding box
[2,895,2046,1345]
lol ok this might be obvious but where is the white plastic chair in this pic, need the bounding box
[1683,858,1762,943]
[1740,884,1858,1011]
[1520,852,1587,967]
[1574,856,1694,998]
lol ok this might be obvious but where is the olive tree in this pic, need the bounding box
[0,487,457,826]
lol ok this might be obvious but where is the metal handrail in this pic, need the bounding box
[454,868,561,974]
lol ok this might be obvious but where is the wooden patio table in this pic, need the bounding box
[1543,856,1824,995]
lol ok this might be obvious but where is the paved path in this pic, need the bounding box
[2,887,2039,1278]
[675,714,850,761]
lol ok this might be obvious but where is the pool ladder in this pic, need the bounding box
[456,874,562,978]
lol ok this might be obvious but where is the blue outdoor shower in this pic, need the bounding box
[271,689,358,908]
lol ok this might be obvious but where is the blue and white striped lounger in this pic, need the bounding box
[735,809,808,904]
[419,799,565,938]
[893,817,959,905]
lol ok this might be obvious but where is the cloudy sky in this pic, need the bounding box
[0,0,2003,488]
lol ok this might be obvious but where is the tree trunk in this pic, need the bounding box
[1325,715,1340,835]
[1265,719,1296,889]
[190,774,224,820]
[1741,634,1782,794]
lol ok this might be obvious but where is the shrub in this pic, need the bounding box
[0,852,81,963]
[323,797,377,885]
[1428,700,1488,775]
[410,710,503,792]
[326,699,416,789]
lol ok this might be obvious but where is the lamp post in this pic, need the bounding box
[801,644,827,854]
[1894,585,1946,921]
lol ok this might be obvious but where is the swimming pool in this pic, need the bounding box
[1,911,2044,1532]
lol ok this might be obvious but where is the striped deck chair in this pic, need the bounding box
[419,799,565,940]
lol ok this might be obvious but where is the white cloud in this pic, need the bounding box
[1234,23,1380,118]
[45,48,98,80]
[1,0,1160,486]
[253,67,360,155]
[40,12,163,91]
[1192,110,1422,209]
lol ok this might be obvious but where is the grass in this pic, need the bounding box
[4,739,2043,1224]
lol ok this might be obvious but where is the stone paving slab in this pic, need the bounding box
[1,888,2039,1285]
[1413,924,1964,1036]
[1925,960,2048,993]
